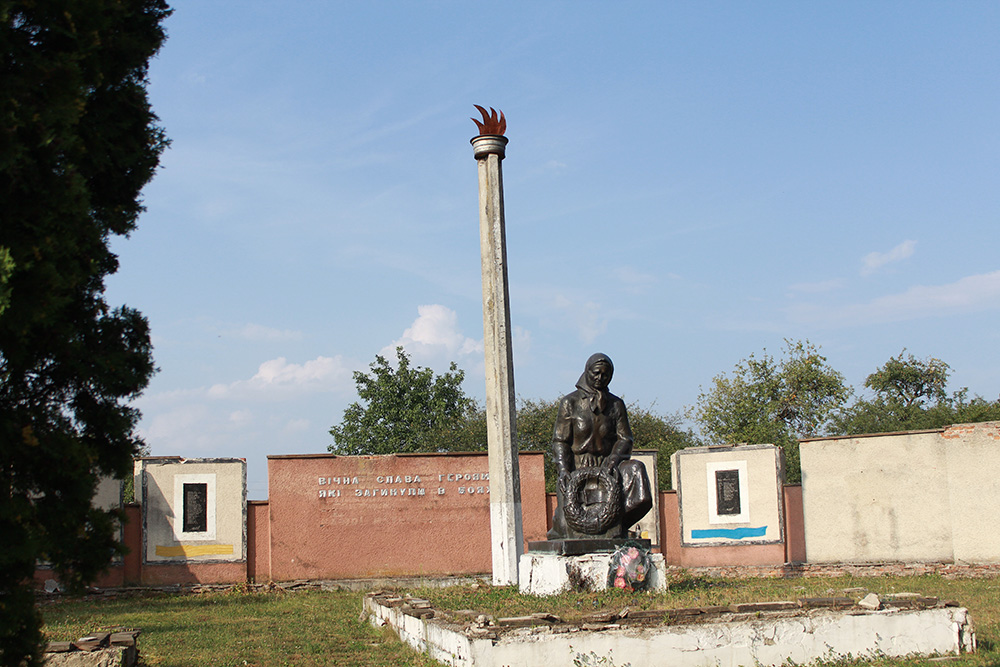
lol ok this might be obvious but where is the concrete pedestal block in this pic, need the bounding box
[366,593,975,667]
[518,551,667,595]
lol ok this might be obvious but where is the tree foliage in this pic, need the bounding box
[692,344,1000,484]
[831,351,1000,435]
[628,403,701,491]
[690,340,849,483]
[332,357,698,493]
[328,347,476,455]
[1,1,169,664]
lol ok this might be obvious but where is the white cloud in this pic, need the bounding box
[550,294,607,344]
[143,403,210,444]
[208,355,354,399]
[140,404,249,457]
[512,325,532,353]
[788,270,1000,327]
[861,239,916,276]
[516,285,610,345]
[229,409,253,425]
[384,305,483,359]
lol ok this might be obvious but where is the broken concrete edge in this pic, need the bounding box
[45,630,140,654]
[43,645,138,667]
[363,591,964,636]
[363,594,977,667]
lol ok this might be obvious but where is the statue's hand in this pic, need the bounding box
[578,453,599,468]
[602,455,621,470]
[557,470,571,495]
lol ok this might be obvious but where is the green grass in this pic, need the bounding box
[41,574,1000,667]
[41,588,440,667]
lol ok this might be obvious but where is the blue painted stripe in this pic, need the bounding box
[691,526,768,540]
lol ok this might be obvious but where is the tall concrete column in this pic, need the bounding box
[471,108,523,585]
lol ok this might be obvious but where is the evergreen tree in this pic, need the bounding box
[1,1,169,663]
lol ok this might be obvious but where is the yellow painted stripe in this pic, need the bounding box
[155,544,234,558]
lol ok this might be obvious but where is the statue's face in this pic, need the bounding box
[587,362,612,389]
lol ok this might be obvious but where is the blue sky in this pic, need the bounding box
[108,2,1000,499]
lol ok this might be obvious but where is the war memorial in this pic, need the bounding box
[37,109,998,666]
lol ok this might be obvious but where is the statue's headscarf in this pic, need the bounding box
[576,353,614,413]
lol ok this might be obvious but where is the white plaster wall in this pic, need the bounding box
[945,422,1000,563]
[673,445,784,546]
[800,432,953,563]
[140,458,246,563]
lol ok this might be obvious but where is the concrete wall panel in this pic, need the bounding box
[672,445,785,547]
[800,432,953,563]
[944,422,1000,563]
[139,458,247,564]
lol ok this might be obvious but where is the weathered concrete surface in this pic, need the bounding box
[800,421,1000,564]
[519,551,668,596]
[365,594,975,667]
[473,133,523,587]
[44,646,136,667]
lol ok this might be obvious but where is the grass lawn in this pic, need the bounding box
[41,588,440,667]
[41,574,1000,667]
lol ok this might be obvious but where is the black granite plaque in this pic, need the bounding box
[715,469,741,516]
[183,483,208,533]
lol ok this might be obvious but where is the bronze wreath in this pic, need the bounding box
[560,467,623,535]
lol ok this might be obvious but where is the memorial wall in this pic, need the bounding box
[800,421,1000,564]
[33,422,1000,588]
[264,451,548,581]
[668,444,788,566]
[136,457,247,564]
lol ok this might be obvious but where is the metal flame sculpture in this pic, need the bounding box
[471,105,506,136]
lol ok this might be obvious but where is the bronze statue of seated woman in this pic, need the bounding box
[547,353,653,540]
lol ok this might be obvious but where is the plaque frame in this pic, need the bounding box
[173,473,217,540]
[706,460,749,524]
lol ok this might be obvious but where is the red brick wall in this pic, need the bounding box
[783,485,806,564]
[247,500,270,583]
[659,491,788,567]
[265,452,547,581]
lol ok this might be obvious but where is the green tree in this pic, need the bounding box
[1,1,169,664]
[690,340,849,483]
[831,351,1000,435]
[628,403,700,491]
[329,347,476,455]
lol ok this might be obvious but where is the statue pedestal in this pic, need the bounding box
[519,545,666,596]
[528,538,650,555]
